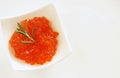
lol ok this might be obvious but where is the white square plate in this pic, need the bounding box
[0,3,72,70]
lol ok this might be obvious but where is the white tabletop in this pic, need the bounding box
[0,0,119,78]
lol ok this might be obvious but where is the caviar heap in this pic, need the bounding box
[9,17,59,65]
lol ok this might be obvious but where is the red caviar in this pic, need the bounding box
[9,17,59,65]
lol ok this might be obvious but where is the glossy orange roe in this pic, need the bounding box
[9,17,59,65]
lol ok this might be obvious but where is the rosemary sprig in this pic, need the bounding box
[15,21,35,44]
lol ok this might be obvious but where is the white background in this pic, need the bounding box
[0,0,119,78]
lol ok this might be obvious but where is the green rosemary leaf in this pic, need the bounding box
[15,30,26,36]
[20,41,34,44]
[16,28,20,31]
[26,20,29,33]
[32,27,35,39]
[17,23,25,32]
